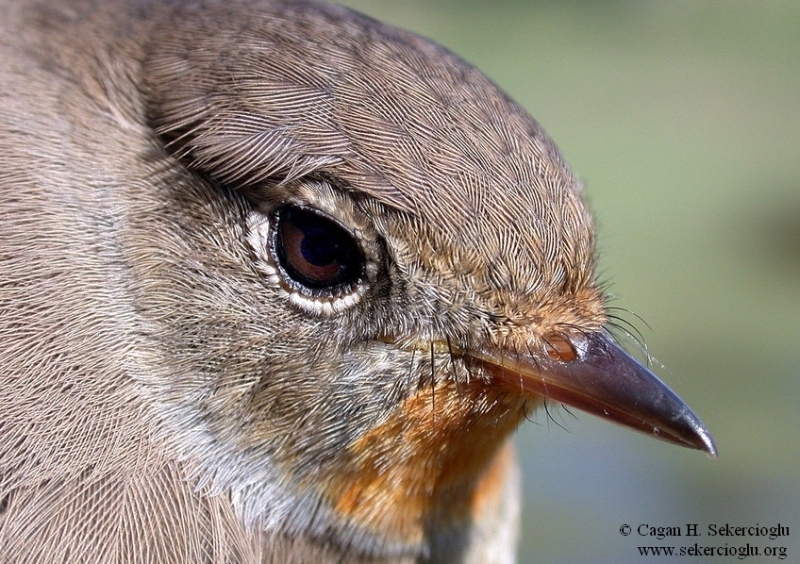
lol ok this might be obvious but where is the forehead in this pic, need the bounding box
[147,0,596,295]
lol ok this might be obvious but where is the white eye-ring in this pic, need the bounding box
[247,204,373,316]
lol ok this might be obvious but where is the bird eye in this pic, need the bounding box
[544,333,578,363]
[271,205,365,295]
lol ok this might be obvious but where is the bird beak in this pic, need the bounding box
[466,331,717,457]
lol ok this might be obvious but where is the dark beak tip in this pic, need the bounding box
[697,428,718,459]
[649,402,717,457]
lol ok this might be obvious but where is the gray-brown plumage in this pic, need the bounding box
[0,0,715,562]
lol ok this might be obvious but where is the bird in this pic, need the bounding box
[0,0,716,562]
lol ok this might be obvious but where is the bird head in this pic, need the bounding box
[1,0,715,561]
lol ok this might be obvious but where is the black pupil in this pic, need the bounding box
[301,228,341,266]
[274,206,363,292]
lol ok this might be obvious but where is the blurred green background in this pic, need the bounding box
[334,1,799,562]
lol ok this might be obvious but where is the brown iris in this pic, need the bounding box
[272,205,364,294]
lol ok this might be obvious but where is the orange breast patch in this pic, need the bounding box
[323,378,529,544]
